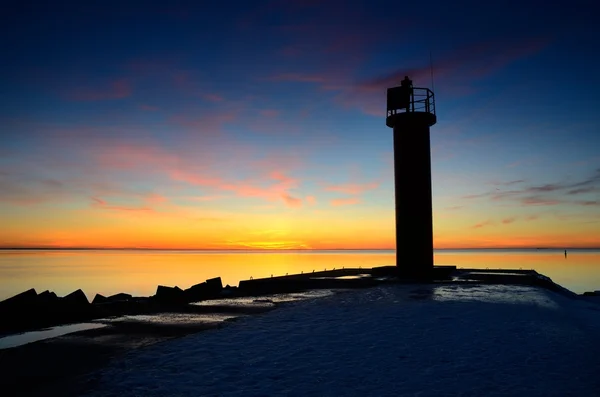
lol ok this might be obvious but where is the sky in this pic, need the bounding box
[1,0,599,249]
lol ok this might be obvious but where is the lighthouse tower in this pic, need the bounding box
[386,76,436,278]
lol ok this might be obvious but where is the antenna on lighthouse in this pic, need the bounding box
[429,49,435,93]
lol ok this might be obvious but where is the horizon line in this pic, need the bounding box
[1,247,599,251]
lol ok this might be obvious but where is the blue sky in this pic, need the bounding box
[1,0,599,249]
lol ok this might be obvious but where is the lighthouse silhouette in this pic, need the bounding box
[386,76,436,278]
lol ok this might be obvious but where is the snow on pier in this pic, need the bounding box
[85,284,600,396]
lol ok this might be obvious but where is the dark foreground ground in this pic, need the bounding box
[1,267,597,397]
[0,307,275,397]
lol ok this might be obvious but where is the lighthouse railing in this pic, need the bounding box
[387,87,435,118]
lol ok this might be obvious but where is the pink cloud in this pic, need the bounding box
[139,104,159,111]
[521,197,562,206]
[91,196,154,214]
[172,167,303,208]
[472,220,493,229]
[202,93,224,102]
[268,73,329,83]
[326,182,379,195]
[279,46,303,57]
[169,110,237,133]
[331,197,360,207]
[260,109,279,118]
[145,193,167,205]
[356,37,549,94]
[66,79,132,101]
[170,170,224,187]
[306,195,316,205]
[330,37,550,116]
[282,193,303,208]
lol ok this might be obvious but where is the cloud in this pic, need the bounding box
[65,78,132,101]
[172,168,303,208]
[472,220,493,229]
[325,182,379,195]
[267,73,330,84]
[461,169,600,207]
[567,187,596,195]
[492,179,526,186]
[91,196,155,214]
[260,109,279,118]
[139,104,159,111]
[327,36,550,116]
[444,206,463,211]
[330,197,360,207]
[282,193,303,208]
[202,93,224,102]
[169,110,237,131]
[520,196,562,206]
[225,240,311,250]
[502,217,516,224]
[305,195,316,205]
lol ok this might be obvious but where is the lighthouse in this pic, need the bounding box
[386,76,436,278]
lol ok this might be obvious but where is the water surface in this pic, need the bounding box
[0,249,598,300]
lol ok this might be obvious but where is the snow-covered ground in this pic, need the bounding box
[84,284,600,396]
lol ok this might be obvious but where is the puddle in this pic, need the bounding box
[191,289,335,307]
[100,313,239,325]
[0,322,107,349]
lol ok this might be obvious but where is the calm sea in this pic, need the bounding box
[0,249,599,301]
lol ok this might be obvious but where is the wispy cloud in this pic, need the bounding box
[65,78,132,101]
[282,193,303,208]
[91,196,155,214]
[325,182,379,195]
[461,169,600,207]
[202,93,224,102]
[331,197,360,207]
[260,109,279,118]
[472,220,493,229]
[139,104,159,111]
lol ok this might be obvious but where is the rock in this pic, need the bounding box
[0,288,38,311]
[37,290,59,304]
[155,285,185,304]
[583,291,599,296]
[107,293,132,302]
[221,285,237,296]
[92,294,108,304]
[184,278,223,302]
[61,289,90,306]
[206,277,223,292]
[184,282,210,302]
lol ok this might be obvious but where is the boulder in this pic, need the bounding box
[206,277,223,292]
[184,282,210,302]
[184,278,223,302]
[37,290,59,305]
[92,294,108,304]
[221,285,237,296]
[155,285,185,304]
[107,293,132,302]
[61,289,90,306]
[0,288,38,311]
